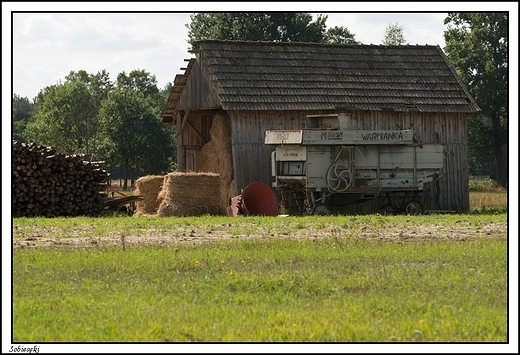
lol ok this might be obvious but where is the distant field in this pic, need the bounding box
[470,191,507,212]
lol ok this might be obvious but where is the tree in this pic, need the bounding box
[117,69,159,98]
[269,13,327,42]
[382,22,407,45]
[116,69,165,114]
[12,94,34,141]
[25,81,98,155]
[65,69,114,105]
[97,88,175,189]
[467,114,498,176]
[444,13,508,187]
[21,68,176,186]
[161,82,173,96]
[323,26,360,44]
[186,13,329,50]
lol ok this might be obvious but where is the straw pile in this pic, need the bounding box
[157,172,227,217]
[198,110,235,204]
[133,175,164,216]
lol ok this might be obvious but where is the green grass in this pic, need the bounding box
[468,178,505,193]
[13,226,507,342]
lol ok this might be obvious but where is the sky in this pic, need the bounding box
[5,2,514,101]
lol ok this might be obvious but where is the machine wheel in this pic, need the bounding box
[312,203,331,216]
[381,203,395,215]
[326,163,352,193]
[404,200,423,215]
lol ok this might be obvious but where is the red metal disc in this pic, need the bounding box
[240,182,279,216]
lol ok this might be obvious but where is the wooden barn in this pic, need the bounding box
[161,40,480,213]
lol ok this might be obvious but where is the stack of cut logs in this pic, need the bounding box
[12,139,109,217]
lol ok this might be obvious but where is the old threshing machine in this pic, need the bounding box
[265,114,445,215]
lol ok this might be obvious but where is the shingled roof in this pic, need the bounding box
[162,40,480,120]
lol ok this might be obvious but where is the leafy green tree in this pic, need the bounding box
[323,26,360,44]
[97,87,175,189]
[444,13,508,186]
[116,69,165,114]
[268,13,327,42]
[382,22,407,45]
[161,82,173,96]
[187,13,329,50]
[467,114,499,176]
[117,69,159,98]
[25,81,98,155]
[65,69,114,105]
[12,94,34,141]
[160,81,177,171]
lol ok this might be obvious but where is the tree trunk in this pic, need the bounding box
[492,114,507,188]
[123,160,129,190]
[494,146,507,188]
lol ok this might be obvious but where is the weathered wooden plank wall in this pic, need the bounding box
[177,56,221,111]
[229,109,469,212]
[167,43,473,213]
[344,110,468,212]
[175,112,213,172]
[229,110,329,194]
[174,55,223,172]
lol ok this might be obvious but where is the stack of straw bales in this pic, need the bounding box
[133,175,165,216]
[198,110,236,204]
[157,172,227,216]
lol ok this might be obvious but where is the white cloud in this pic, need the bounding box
[11,13,192,99]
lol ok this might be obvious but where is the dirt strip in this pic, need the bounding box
[12,221,507,251]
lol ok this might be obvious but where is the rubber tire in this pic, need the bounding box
[312,203,331,216]
[381,203,395,215]
[404,200,423,215]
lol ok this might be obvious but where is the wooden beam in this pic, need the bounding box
[185,120,207,144]
[180,110,190,133]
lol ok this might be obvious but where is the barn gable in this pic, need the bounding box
[161,40,480,213]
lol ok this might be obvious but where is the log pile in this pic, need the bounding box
[12,139,109,217]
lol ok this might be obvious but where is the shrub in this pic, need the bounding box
[469,178,504,192]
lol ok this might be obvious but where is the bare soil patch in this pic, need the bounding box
[12,220,507,251]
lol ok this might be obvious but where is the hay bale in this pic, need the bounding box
[198,141,215,173]
[157,172,227,217]
[210,111,232,145]
[199,142,233,185]
[198,110,235,203]
[133,175,164,216]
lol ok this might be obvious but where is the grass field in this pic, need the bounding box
[13,236,507,342]
[9,186,512,348]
